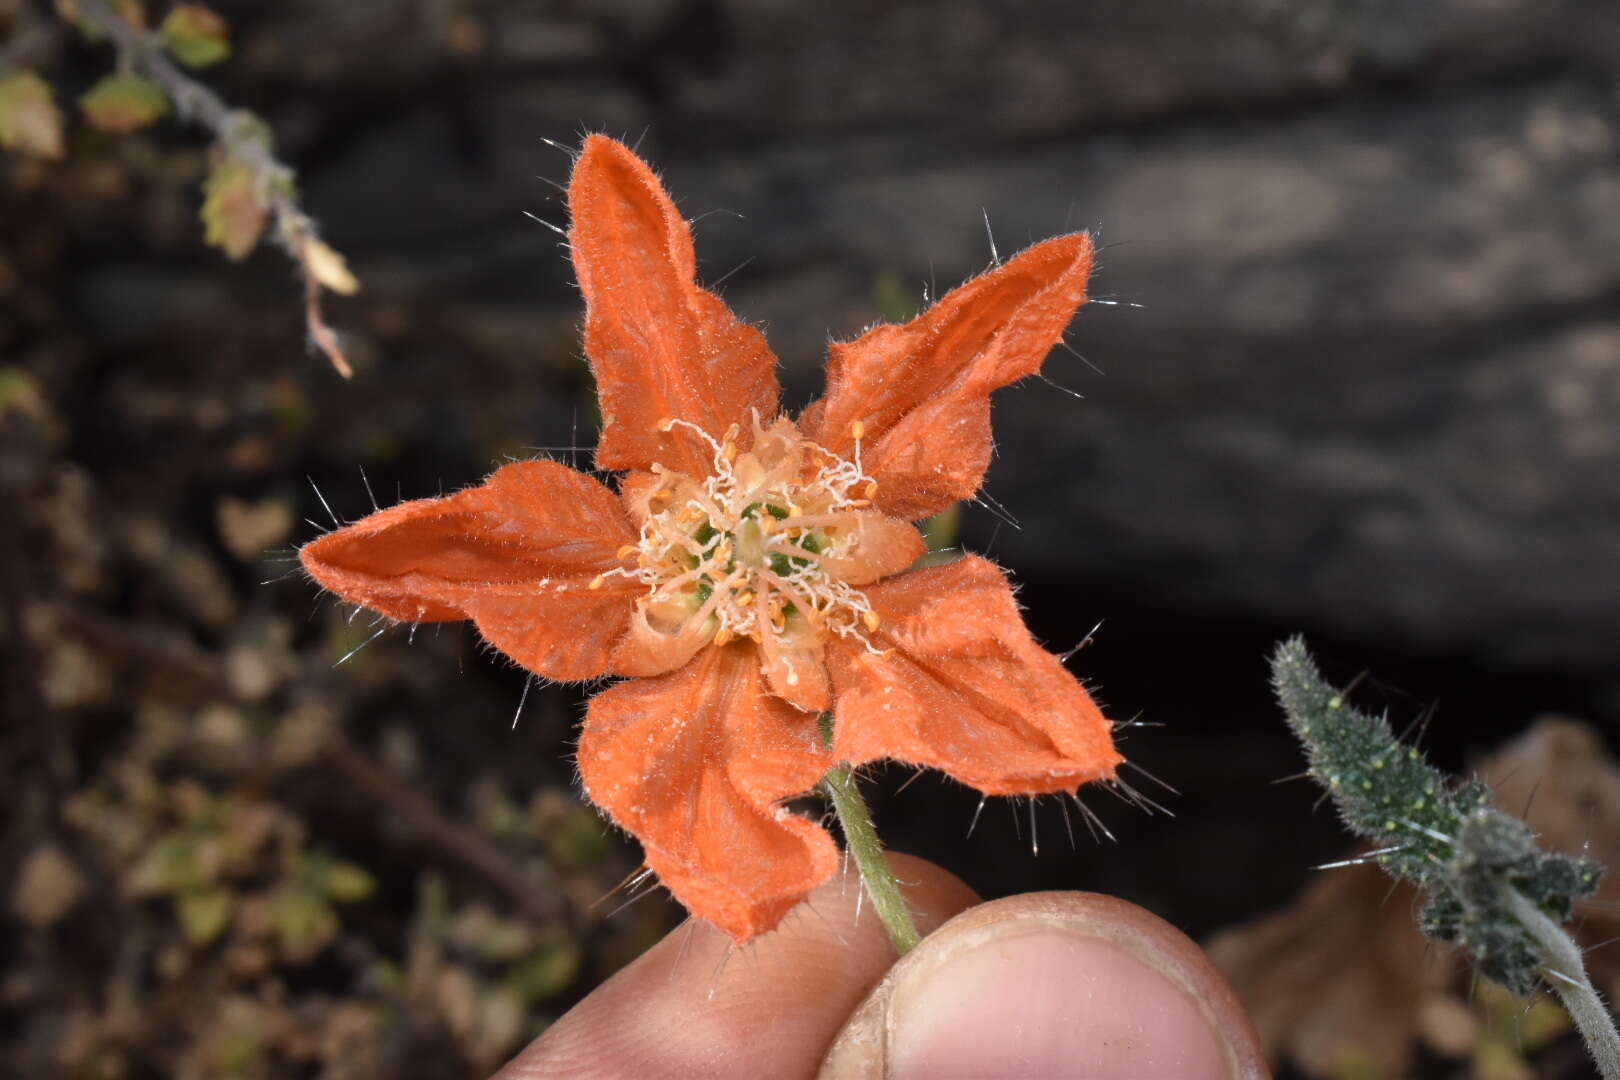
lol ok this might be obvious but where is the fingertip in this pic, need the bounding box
[820,892,1269,1079]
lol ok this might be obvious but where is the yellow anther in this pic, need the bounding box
[657,417,675,432]
[848,498,872,509]
[863,480,879,499]
[850,420,866,440]
[862,610,881,632]
[653,488,673,501]
[615,544,638,560]
[714,626,733,647]
[588,574,607,590]
[720,441,737,463]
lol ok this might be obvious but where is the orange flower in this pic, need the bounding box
[301,136,1122,941]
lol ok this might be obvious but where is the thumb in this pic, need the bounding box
[819,892,1269,1079]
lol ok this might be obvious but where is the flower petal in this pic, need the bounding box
[578,642,838,941]
[569,136,781,477]
[299,460,639,681]
[827,555,1120,795]
[801,233,1094,521]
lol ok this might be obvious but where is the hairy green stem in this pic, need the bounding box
[819,714,921,955]
[1501,888,1620,1079]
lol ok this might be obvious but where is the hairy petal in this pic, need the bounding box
[578,642,838,941]
[801,233,1094,521]
[569,135,781,476]
[299,460,639,681]
[827,555,1120,794]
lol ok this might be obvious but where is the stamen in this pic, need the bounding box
[622,420,889,664]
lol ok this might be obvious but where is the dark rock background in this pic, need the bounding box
[5,0,1620,1075]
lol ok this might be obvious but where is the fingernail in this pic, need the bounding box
[888,929,1230,1080]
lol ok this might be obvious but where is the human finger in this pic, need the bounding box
[819,891,1270,1079]
[493,852,979,1080]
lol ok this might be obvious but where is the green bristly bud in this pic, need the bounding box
[1270,636,1604,996]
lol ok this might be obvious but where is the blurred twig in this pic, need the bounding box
[71,0,359,377]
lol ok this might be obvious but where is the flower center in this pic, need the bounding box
[608,417,884,661]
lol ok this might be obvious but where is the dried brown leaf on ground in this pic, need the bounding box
[11,844,85,928]
[1208,717,1620,1077]
[1205,849,1454,1077]
[1478,718,1620,1001]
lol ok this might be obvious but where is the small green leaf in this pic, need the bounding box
[322,860,375,903]
[161,4,231,68]
[80,73,168,134]
[200,158,265,260]
[270,885,338,959]
[129,831,201,895]
[0,71,65,160]
[504,940,582,1004]
[177,886,233,944]
[0,368,48,419]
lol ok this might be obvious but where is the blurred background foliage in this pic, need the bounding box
[4,0,1620,1076]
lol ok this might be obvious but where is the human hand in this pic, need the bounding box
[494,854,1268,1079]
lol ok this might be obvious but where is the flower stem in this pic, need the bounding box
[819,714,921,955]
[1501,888,1620,1079]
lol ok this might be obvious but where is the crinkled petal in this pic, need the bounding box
[569,135,781,477]
[299,460,639,681]
[827,555,1120,794]
[801,233,1094,521]
[578,642,837,941]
